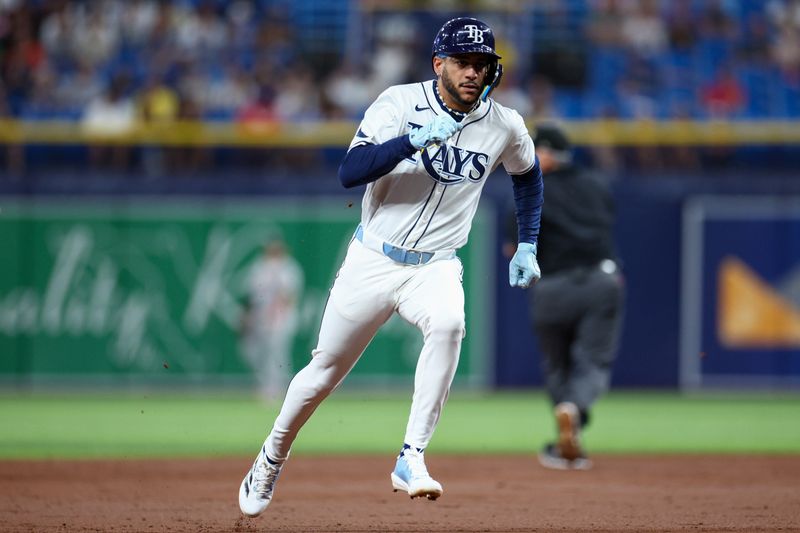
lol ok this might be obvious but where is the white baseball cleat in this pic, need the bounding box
[390,447,443,500]
[239,445,283,517]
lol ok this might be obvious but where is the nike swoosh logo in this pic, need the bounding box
[415,104,430,112]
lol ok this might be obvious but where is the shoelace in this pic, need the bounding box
[252,459,280,499]
[403,449,430,480]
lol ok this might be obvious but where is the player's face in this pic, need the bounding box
[537,147,557,173]
[436,54,490,111]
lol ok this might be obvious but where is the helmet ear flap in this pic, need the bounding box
[480,62,503,101]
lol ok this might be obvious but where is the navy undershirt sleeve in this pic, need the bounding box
[338,135,417,188]
[511,157,544,245]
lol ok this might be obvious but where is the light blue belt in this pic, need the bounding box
[355,225,435,266]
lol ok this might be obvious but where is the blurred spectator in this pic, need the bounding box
[662,103,702,171]
[738,12,772,64]
[767,0,800,30]
[701,0,739,42]
[586,0,625,48]
[699,65,744,165]
[3,17,43,111]
[701,64,747,117]
[226,0,257,51]
[527,76,559,121]
[25,59,58,115]
[772,21,800,84]
[71,3,120,68]
[616,76,658,120]
[666,0,698,51]
[254,5,296,70]
[0,81,24,175]
[54,60,103,112]
[492,69,532,118]
[172,1,226,57]
[169,91,210,175]
[120,0,160,48]
[40,5,73,64]
[233,83,279,169]
[139,73,180,176]
[323,61,373,118]
[621,0,669,58]
[81,74,136,170]
[237,84,278,131]
[0,0,796,177]
[204,65,256,117]
[588,104,623,174]
[273,64,321,122]
[368,14,416,91]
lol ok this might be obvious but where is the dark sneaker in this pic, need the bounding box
[538,443,593,471]
[555,401,583,461]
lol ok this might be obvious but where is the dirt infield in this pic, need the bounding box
[1,455,798,532]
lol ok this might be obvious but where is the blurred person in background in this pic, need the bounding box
[54,59,104,113]
[701,0,739,43]
[586,0,625,49]
[170,89,209,175]
[701,63,747,117]
[323,60,374,118]
[139,72,180,176]
[81,73,136,170]
[273,63,321,122]
[239,236,304,402]
[235,82,280,169]
[666,0,698,51]
[772,19,800,84]
[70,3,119,68]
[621,0,668,58]
[0,80,23,175]
[505,123,624,470]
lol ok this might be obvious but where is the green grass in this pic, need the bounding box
[0,391,798,459]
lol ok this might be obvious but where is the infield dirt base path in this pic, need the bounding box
[1,455,798,532]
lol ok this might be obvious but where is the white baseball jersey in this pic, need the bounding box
[261,78,538,465]
[349,79,536,253]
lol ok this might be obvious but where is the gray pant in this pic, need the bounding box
[530,263,625,417]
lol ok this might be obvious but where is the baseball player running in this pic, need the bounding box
[239,16,543,517]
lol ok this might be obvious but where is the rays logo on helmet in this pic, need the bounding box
[431,17,501,59]
[420,144,489,185]
[464,25,485,43]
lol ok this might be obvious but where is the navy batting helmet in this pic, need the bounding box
[431,17,501,59]
[431,17,504,102]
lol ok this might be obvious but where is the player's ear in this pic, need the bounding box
[432,56,444,77]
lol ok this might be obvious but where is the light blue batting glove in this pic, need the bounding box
[409,115,462,149]
[509,242,541,288]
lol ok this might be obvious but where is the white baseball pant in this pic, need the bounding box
[264,238,465,461]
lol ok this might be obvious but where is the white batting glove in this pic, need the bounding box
[409,115,462,149]
[509,242,541,288]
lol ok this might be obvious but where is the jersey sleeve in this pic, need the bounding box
[348,88,404,151]
[499,111,536,175]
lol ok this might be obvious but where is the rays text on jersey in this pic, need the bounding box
[421,144,489,185]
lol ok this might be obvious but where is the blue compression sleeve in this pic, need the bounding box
[511,158,544,245]
[338,135,417,188]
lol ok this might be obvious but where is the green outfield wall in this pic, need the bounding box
[0,198,492,388]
